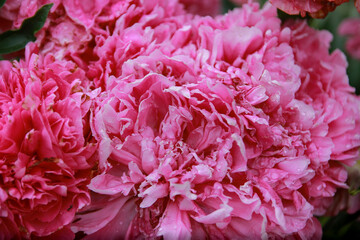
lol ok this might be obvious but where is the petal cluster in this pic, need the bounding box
[71,2,359,240]
[0,0,359,239]
[0,44,97,238]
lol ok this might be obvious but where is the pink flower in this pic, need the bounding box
[71,3,360,239]
[0,0,105,63]
[36,14,92,68]
[270,0,350,18]
[285,20,360,214]
[86,0,191,89]
[339,18,360,60]
[2,1,358,239]
[60,0,109,29]
[0,44,97,237]
[75,71,263,239]
[0,0,107,31]
[37,0,189,76]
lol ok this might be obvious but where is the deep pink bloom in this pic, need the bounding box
[338,18,360,60]
[0,0,93,63]
[0,44,97,237]
[270,0,350,18]
[1,1,359,239]
[38,0,188,72]
[85,0,190,89]
[71,3,360,239]
[0,0,106,31]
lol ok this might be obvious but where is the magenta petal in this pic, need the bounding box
[62,0,110,29]
[71,196,131,235]
[193,204,233,226]
[139,183,169,208]
[157,202,192,240]
[88,174,133,196]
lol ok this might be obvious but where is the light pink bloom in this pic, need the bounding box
[285,20,360,214]
[72,3,360,239]
[0,44,97,237]
[339,18,360,60]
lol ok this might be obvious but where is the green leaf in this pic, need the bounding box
[318,216,331,227]
[0,0,6,8]
[277,9,309,22]
[349,187,360,196]
[21,3,53,34]
[322,211,360,239]
[0,3,53,54]
[0,31,35,54]
[222,0,236,13]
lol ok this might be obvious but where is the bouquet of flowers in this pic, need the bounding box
[0,0,359,239]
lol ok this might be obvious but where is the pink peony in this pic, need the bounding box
[270,0,350,18]
[0,44,97,237]
[85,0,190,89]
[286,20,360,214]
[1,1,359,239]
[0,0,106,31]
[36,11,93,68]
[339,18,360,60]
[0,0,108,62]
[37,0,188,71]
[70,3,360,239]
